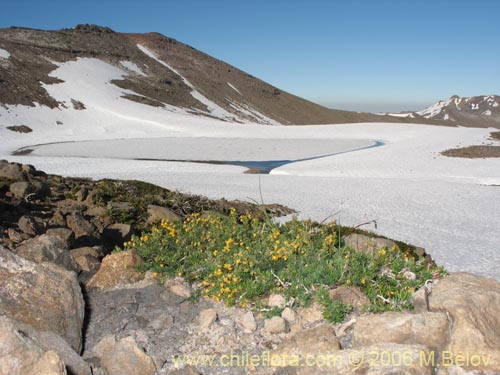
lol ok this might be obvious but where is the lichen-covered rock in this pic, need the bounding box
[14,234,80,272]
[0,246,84,352]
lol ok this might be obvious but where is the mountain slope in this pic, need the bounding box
[386,95,500,128]
[0,24,451,127]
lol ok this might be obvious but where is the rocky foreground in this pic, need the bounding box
[1,160,500,375]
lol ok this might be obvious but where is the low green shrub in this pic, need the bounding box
[122,210,445,322]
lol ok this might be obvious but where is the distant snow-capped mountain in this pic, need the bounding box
[386,95,500,128]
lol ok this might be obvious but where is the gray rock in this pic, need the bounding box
[46,227,75,248]
[14,234,80,272]
[18,215,45,236]
[0,246,85,352]
[69,246,105,259]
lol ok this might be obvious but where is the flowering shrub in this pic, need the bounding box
[123,210,445,321]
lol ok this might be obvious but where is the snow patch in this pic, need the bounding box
[0,48,10,59]
[444,114,449,120]
[492,102,499,108]
[119,60,146,76]
[417,100,446,118]
[482,110,492,116]
[227,82,241,95]
[226,98,281,126]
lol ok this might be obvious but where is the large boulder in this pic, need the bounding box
[86,250,144,290]
[428,272,500,371]
[14,234,80,272]
[0,316,67,375]
[352,311,450,350]
[0,246,85,352]
[343,234,397,254]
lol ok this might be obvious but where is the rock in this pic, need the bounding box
[85,189,99,205]
[0,161,25,181]
[343,233,398,254]
[18,215,45,236]
[102,223,132,247]
[69,246,104,259]
[76,187,88,202]
[32,180,51,198]
[168,280,192,299]
[74,254,100,272]
[239,311,257,333]
[22,326,91,375]
[10,181,34,198]
[0,316,46,375]
[6,228,23,243]
[50,210,67,227]
[99,336,156,375]
[273,324,339,362]
[264,316,287,334]
[329,285,370,310]
[428,273,500,371]
[268,293,286,308]
[0,246,85,352]
[297,302,324,324]
[9,181,50,199]
[198,308,218,331]
[85,205,106,217]
[66,212,100,245]
[352,311,450,350]
[282,307,297,323]
[29,351,67,375]
[92,334,117,358]
[14,234,80,272]
[146,204,181,223]
[86,250,144,290]
[46,227,75,248]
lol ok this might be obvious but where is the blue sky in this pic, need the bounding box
[1,0,499,112]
